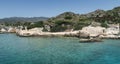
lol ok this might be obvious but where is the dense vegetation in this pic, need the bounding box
[0,6,120,32]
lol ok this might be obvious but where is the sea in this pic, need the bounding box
[0,34,120,64]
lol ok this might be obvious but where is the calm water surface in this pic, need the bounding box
[0,34,120,64]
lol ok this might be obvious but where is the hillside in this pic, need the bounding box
[44,6,120,32]
[1,6,120,32]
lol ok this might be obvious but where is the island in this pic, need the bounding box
[0,6,120,41]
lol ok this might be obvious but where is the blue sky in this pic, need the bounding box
[0,0,120,18]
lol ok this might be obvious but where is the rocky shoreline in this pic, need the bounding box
[0,25,120,41]
[16,30,120,39]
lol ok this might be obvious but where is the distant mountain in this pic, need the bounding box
[0,17,49,23]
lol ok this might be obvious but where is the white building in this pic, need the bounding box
[105,24,119,35]
[81,26,106,37]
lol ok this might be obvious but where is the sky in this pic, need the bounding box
[0,0,120,18]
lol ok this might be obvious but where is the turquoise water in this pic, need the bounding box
[0,34,120,64]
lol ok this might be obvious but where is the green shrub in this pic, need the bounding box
[64,16,72,20]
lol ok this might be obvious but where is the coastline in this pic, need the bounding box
[0,25,120,40]
[16,30,80,37]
